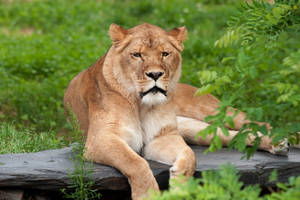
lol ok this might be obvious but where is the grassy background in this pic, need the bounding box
[0,0,244,153]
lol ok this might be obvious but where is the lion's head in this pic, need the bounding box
[105,23,187,106]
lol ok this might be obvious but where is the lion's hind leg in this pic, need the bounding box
[293,135,300,148]
[177,116,289,155]
[177,116,236,146]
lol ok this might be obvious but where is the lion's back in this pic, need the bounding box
[64,70,90,133]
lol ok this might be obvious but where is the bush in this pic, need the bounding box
[148,164,300,200]
[197,0,300,157]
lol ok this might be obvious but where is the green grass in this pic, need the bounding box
[0,122,71,154]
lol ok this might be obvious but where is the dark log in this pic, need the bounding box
[0,145,300,192]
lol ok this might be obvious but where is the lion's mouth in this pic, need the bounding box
[140,86,167,98]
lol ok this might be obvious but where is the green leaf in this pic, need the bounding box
[214,135,223,149]
[224,116,235,129]
[195,84,213,96]
[269,169,278,183]
[220,125,229,137]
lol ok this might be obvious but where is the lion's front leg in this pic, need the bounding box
[84,124,159,200]
[143,133,196,180]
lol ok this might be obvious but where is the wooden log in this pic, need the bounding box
[0,145,300,191]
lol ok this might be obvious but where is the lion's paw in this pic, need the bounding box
[269,139,289,156]
[169,165,182,179]
[169,155,195,179]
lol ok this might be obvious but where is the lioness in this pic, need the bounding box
[64,23,288,200]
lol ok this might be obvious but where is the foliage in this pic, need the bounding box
[61,109,101,200]
[267,176,300,200]
[197,0,300,157]
[148,164,300,200]
[61,143,100,200]
[199,0,242,5]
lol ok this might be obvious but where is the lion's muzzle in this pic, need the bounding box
[140,86,167,98]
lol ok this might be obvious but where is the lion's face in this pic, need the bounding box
[108,23,187,106]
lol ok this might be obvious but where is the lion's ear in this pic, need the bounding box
[167,26,187,43]
[109,24,128,44]
[167,26,187,51]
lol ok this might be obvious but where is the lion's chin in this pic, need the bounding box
[141,92,167,106]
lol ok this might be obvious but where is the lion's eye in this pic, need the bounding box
[162,52,169,57]
[133,52,142,58]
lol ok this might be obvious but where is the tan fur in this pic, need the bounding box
[64,23,288,200]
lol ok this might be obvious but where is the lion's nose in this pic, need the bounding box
[146,71,164,81]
